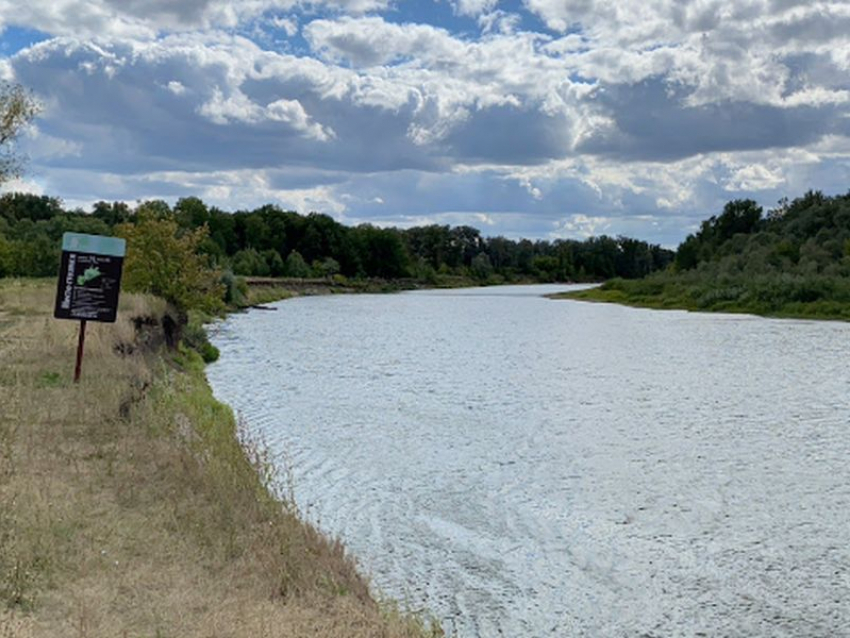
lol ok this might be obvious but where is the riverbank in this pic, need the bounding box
[551,276,850,321]
[0,278,439,637]
[240,274,542,306]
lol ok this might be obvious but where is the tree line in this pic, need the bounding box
[0,193,673,283]
[593,190,850,318]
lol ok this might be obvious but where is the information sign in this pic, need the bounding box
[54,232,126,323]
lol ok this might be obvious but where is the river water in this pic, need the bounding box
[206,284,850,637]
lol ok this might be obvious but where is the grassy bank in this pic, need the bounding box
[0,278,439,637]
[553,274,850,321]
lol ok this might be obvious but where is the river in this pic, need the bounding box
[206,284,850,637]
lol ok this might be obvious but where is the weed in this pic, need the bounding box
[35,371,64,388]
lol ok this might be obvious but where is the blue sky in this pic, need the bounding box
[1,0,849,247]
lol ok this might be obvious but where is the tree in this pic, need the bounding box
[92,201,131,226]
[116,213,224,343]
[231,248,269,276]
[470,252,494,281]
[0,193,62,223]
[284,250,311,278]
[174,196,210,229]
[1,82,40,184]
[313,256,340,278]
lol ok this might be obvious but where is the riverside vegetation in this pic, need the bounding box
[0,278,442,637]
[0,193,672,286]
[556,190,850,320]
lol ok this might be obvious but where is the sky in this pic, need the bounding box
[1,0,849,247]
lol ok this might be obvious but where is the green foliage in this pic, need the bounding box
[92,200,132,226]
[0,193,62,223]
[675,199,764,271]
[570,191,850,320]
[0,82,40,184]
[231,248,270,276]
[313,256,341,278]
[220,269,249,307]
[116,212,224,317]
[174,196,209,229]
[262,249,285,276]
[0,190,673,285]
[182,319,220,363]
[284,249,311,278]
[353,225,410,279]
[471,252,494,281]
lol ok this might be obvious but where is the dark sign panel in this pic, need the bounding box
[54,233,126,323]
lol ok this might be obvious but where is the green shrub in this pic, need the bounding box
[182,320,220,363]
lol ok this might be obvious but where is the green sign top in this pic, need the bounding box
[62,232,126,257]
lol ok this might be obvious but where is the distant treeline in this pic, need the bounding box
[0,194,673,282]
[581,190,850,319]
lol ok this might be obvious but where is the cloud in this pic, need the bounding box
[551,213,612,239]
[271,16,299,37]
[303,16,460,67]
[1,1,849,246]
[0,0,393,39]
[451,0,499,18]
[724,164,786,191]
[577,79,842,162]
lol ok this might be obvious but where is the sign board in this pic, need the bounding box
[54,232,126,323]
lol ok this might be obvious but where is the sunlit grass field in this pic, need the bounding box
[0,278,438,637]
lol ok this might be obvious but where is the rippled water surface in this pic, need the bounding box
[207,285,850,637]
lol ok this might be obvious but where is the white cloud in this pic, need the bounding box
[0,0,394,39]
[271,16,299,37]
[198,86,264,124]
[551,214,612,239]
[0,58,13,80]
[304,17,461,67]
[0,176,43,196]
[266,98,335,140]
[166,80,187,95]
[451,0,499,18]
[478,11,522,35]
[724,164,786,191]
[23,125,82,160]
[1,1,848,245]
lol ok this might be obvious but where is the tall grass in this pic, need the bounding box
[555,272,850,321]
[0,278,440,637]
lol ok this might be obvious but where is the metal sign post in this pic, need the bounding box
[74,320,87,383]
[54,233,126,383]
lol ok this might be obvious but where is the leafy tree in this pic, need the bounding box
[231,248,269,276]
[92,201,131,226]
[0,193,62,223]
[243,214,271,250]
[0,82,40,184]
[262,249,285,276]
[713,199,762,242]
[471,252,494,280]
[174,196,210,229]
[313,256,340,278]
[532,255,559,281]
[353,225,410,278]
[284,250,311,278]
[133,199,172,220]
[116,213,224,335]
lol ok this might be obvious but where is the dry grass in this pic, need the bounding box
[0,279,439,637]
